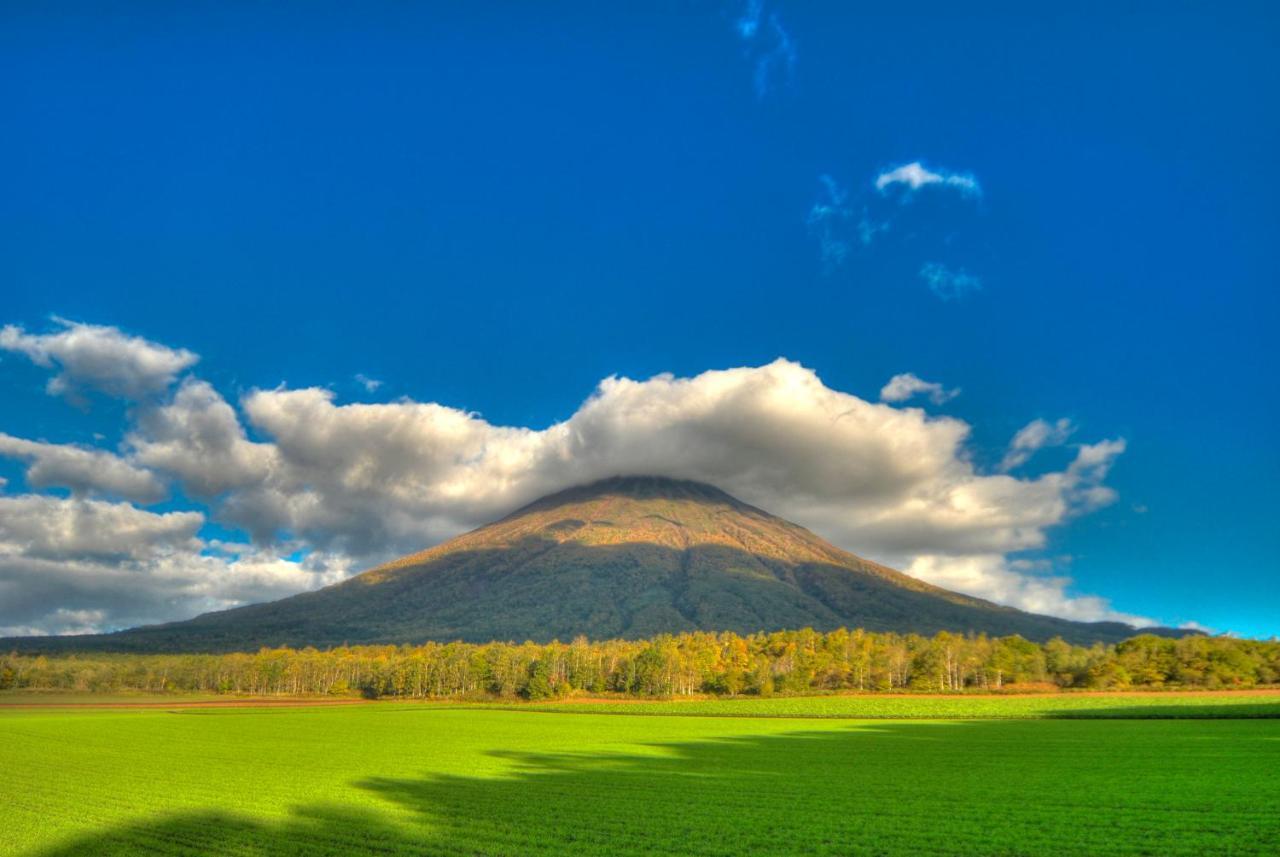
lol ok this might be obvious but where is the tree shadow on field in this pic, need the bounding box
[31,717,1280,857]
[1044,699,1280,719]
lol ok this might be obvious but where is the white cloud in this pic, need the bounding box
[879,372,960,405]
[355,373,383,393]
[0,326,1154,632]
[0,494,202,560]
[128,379,276,497]
[0,493,349,635]
[125,358,1138,625]
[0,318,197,400]
[0,608,108,638]
[0,433,167,503]
[919,262,982,301]
[1061,438,1126,514]
[1000,417,1077,472]
[906,554,1154,627]
[875,161,981,197]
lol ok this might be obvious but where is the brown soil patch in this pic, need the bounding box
[4,687,1276,710]
[0,697,372,710]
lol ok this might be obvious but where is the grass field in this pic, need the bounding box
[2,697,1278,856]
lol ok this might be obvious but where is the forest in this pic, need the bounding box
[4,629,1278,699]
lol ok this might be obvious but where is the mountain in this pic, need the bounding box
[6,476,1183,652]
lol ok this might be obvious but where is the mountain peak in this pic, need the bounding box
[506,475,749,517]
[10,476,1180,651]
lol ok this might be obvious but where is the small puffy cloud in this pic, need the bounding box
[0,433,167,503]
[1061,438,1126,513]
[355,374,383,393]
[919,262,982,301]
[879,373,960,406]
[1000,418,1077,472]
[0,318,197,400]
[875,162,981,197]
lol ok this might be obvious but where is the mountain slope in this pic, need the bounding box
[7,476,1178,651]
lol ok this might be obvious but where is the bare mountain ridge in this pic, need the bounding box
[4,476,1185,652]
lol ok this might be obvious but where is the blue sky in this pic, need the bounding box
[1,2,1277,637]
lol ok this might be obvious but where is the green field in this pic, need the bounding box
[2,698,1278,856]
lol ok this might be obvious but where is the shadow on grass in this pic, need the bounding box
[1043,700,1280,719]
[32,718,1280,856]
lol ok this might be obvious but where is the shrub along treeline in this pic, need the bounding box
[3,629,1278,699]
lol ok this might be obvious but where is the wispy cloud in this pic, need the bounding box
[1000,418,1076,472]
[355,374,383,393]
[879,372,960,405]
[805,160,980,267]
[875,162,981,197]
[919,262,982,301]
[735,0,764,40]
[735,1,797,99]
[807,175,853,271]
[806,174,891,271]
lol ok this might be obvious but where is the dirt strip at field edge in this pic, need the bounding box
[2,688,1277,710]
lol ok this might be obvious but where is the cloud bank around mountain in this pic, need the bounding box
[0,320,1153,634]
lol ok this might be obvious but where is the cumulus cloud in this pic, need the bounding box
[875,161,981,197]
[0,494,202,560]
[0,323,1153,633]
[878,373,960,406]
[906,554,1153,627]
[1000,418,1077,472]
[735,0,797,99]
[0,494,349,636]
[120,358,1139,625]
[128,379,276,497]
[919,262,982,301]
[0,318,198,401]
[0,433,167,503]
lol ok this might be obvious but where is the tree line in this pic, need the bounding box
[3,629,1277,699]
